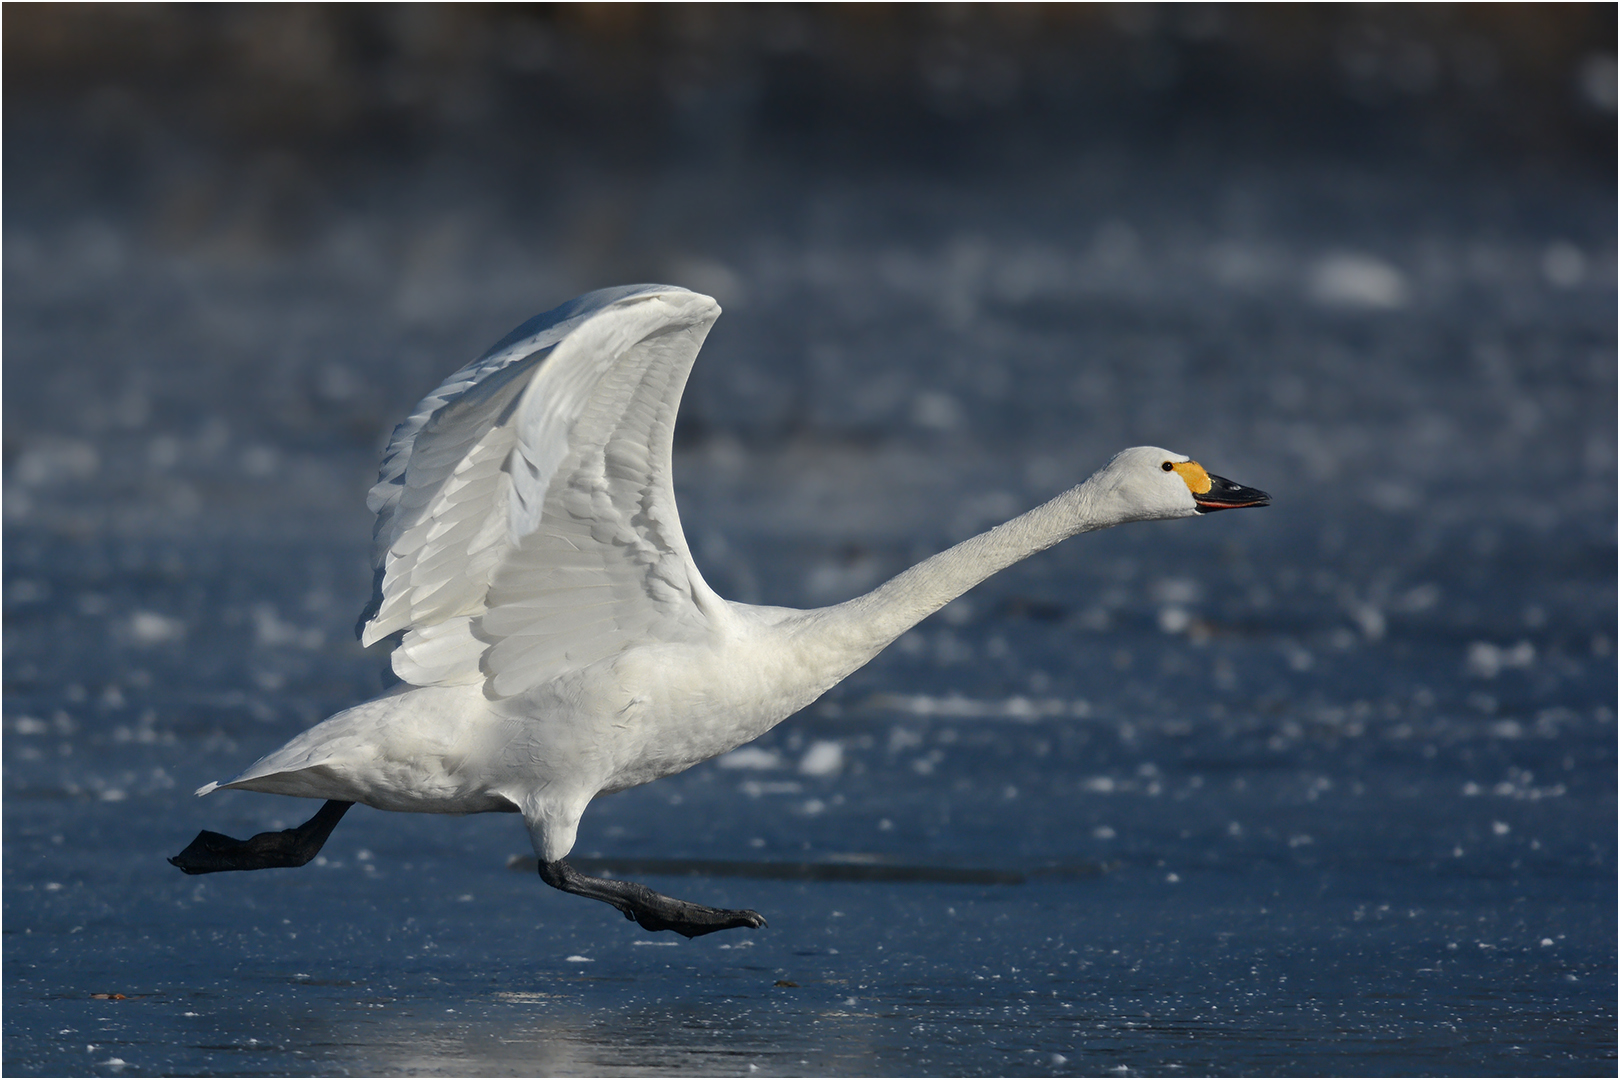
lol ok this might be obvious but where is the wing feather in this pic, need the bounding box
[356,284,723,698]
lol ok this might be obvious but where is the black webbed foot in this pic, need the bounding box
[169,800,353,875]
[539,858,766,938]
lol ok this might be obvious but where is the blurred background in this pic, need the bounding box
[5,5,1615,1076]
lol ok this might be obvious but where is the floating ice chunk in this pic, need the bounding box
[1345,601,1386,641]
[887,726,924,753]
[1157,606,1191,634]
[741,780,802,798]
[911,390,962,431]
[252,604,325,649]
[241,445,280,477]
[1578,53,1617,111]
[1283,642,1315,672]
[8,579,47,603]
[1307,252,1409,309]
[13,438,99,486]
[1466,640,1536,678]
[871,692,1087,720]
[1393,583,1440,613]
[1151,577,1201,605]
[1542,241,1587,288]
[717,747,782,771]
[799,740,844,776]
[127,611,186,646]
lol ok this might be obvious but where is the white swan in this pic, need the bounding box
[172,284,1269,937]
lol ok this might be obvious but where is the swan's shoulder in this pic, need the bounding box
[356,285,724,698]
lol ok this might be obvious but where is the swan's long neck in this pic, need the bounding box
[793,479,1116,675]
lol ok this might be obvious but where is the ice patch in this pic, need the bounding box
[741,780,803,798]
[911,389,963,431]
[127,611,186,646]
[1465,640,1536,678]
[252,604,325,649]
[872,692,1090,721]
[1158,606,1192,634]
[13,438,99,486]
[717,747,782,770]
[1150,577,1201,605]
[799,740,844,776]
[1307,252,1408,309]
[1541,241,1587,288]
[1578,54,1618,110]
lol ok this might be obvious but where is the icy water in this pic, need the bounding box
[5,32,1617,1078]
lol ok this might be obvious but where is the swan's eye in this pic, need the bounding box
[1161,461,1174,472]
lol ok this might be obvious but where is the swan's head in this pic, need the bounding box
[1088,446,1271,522]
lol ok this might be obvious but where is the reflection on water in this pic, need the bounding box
[366,994,886,1077]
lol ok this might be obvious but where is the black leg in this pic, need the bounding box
[539,858,767,938]
[169,800,353,875]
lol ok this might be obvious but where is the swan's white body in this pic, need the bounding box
[202,284,1262,864]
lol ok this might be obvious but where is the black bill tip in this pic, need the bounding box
[1193,474,1271,513]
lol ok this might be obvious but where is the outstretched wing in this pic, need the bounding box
[357,284,724,697]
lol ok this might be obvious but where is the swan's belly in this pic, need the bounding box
[584,633,856,794]
[228,766,518,815]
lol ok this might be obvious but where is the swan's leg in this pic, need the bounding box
[169,800,353,875]
[539,859,767,938]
